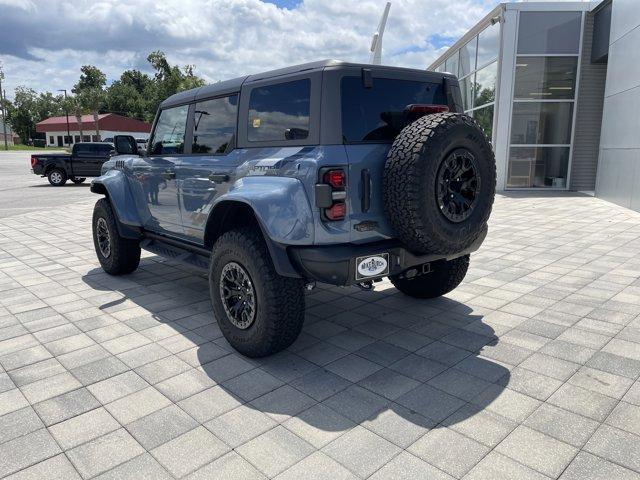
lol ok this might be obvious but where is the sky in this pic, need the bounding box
[0,0,498,100]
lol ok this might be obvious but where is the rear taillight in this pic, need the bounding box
[315,168,347,221]
[323,170,346,188]
[404,104,449,123]
[406,104,450,115]
[30,156,37,168]
[325,202,346,221]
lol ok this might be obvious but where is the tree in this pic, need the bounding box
[79,88,106,139]
[72,65,107,94]
[6,87,39,143]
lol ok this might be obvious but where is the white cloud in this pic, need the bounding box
[0,0,495,99]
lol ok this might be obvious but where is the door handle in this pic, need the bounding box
[208,174,229,183]
[162,170,176,180]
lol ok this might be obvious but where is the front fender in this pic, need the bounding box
[214,176,314,245]
[90,170,143,238]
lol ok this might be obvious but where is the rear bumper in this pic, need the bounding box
[289,227,487,286]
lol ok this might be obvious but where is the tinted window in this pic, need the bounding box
[96,144,113,155]
[74,144,93,156]
[518,11,581,55]
[248,79,310,142]
[150,105,189,155]
[341,77,447,143]
[192,95,238,154]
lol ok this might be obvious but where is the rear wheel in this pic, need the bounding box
[92,198,141,275]
[390,255,469,299]
[71,177,86,184]
[48,169,67,186]
[209,227,305,357]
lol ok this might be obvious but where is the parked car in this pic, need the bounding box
[90,60,496,357]
[31,142,116,186]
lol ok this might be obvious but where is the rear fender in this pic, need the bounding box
[90,170,142,239]
[213,176,314,245]
[209,177,314,277]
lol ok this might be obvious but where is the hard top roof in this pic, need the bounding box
[160,60,451,108]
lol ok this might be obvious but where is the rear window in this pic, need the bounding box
[248,79,310,142]
[341,76,447,143]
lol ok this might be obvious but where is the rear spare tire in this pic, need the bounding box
[383,113,495,254]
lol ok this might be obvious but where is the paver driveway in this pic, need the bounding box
[1,192,640,479]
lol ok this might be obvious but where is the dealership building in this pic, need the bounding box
[429,0,640,212]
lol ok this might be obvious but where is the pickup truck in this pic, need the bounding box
[30,142,117,186]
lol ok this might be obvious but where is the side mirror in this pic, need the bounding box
[113,135,139,156]
[109,149,117,157]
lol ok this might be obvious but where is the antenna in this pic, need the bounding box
[370,2,391,65]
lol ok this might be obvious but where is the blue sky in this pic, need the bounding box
[0,0,495,98]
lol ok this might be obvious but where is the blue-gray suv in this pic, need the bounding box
[90,60,495,357]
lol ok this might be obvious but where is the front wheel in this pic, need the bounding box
[92,198,141,275]
[48,169,67,186]
[209,227,305,357]
[390,255,469,299]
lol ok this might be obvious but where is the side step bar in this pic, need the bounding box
[140,233,210,273]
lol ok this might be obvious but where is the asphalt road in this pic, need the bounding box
[0,150,95,218]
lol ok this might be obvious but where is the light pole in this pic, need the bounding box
[58,89,71,146]
[0,68,8,150]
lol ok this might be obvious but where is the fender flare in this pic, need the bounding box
[207,176,315,277]
[90,170,143,239]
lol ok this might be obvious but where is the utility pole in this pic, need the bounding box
[58,89,71,146]
[0,67,8,150]
[370,2,391,65]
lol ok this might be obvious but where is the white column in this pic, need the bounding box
[493,8,518,191]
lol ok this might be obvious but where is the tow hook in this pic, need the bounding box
[356,280,374,291]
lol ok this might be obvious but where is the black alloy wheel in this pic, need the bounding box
[219,261,257,330]
[436,148,481,223]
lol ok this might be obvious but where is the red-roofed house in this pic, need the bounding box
[36,113,151,147]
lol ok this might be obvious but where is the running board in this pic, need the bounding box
[140,237,210,272]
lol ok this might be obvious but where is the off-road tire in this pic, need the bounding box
[92,198,141,275]
[71,177,86,184]
[48,168,68,186]
[209,227,305,357]
[390,255,469,299]
[383,113,495,254]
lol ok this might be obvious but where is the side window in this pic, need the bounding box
[96,144,114,155]
[149,105,189,155]
[192,95,238,154]
[75,144,93,156]
[248,79,310,142]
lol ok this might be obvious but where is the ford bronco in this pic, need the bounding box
[90,60,495,357]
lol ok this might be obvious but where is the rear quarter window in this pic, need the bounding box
[248,79,310,142]
[341,76,446,143]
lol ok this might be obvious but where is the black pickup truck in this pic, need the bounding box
[31,142,115,186]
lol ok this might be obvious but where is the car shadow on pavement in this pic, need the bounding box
[29,183,90,188]
[82,262,509,433]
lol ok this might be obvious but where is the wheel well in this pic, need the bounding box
[204,202,262,249]
[90,182,107,195]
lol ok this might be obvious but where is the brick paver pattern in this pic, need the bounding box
[1,193,640,479]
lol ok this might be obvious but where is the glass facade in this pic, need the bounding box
[507,11,582,189]
[431,7,585,190]
[432,21,500,142]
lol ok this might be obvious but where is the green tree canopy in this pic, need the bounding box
[4,50,206,141]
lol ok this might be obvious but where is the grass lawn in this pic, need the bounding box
[1,145,67,152]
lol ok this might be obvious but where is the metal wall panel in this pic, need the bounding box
[570,12,608,191]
